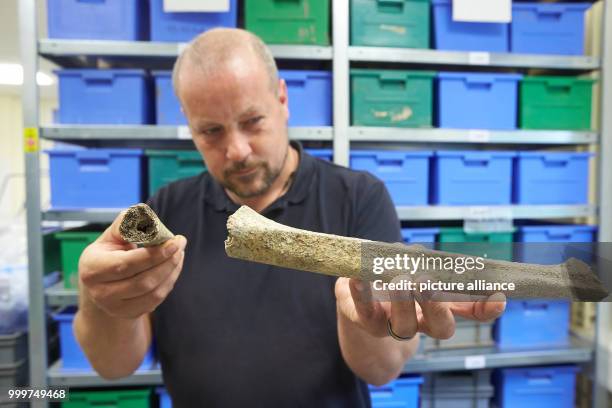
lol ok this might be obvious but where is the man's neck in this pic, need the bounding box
[226,145,299,213]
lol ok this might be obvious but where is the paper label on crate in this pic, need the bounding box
[468,52,491,65]
[467,130,491,142]
[23,127,39,153]
[464,207,514,233]
[164,0,229,12]
[464,355,486,369]
[177,126,192,140]
[452,0,511,23]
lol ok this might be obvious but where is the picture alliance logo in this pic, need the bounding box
[371,253,486,275]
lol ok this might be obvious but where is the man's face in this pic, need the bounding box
[177,56,290,199]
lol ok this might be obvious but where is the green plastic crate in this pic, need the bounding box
[146,150,206,196]
[44,232,61,275]
[351,69,435,127]
[520,76,595,130]
[245,0,330,45]
[62,389,150,408]
[439,227,514,262]
[55,231,102,289]
[351,0,430,48]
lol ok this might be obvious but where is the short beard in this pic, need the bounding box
[221,147,289,199]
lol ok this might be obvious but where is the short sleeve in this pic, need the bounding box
[351,177,402,244]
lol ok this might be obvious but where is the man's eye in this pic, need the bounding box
[246,116,263,126]
[203,127,222,136]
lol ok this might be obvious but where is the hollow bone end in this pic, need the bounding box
[119,203,174,246]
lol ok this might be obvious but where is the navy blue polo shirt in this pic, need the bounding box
[147,141,402,408]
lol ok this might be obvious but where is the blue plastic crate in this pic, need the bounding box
[47,0,148,40]
[153,71,187,125]
[53,307,154,371]
[494,301,570,349]
[495,365,579,408]
[432,151,516,205]
[432,0,509,52]
[350,150,433,206]
[437,72,522,130]
[279,70,333,126]
[156,388,172,408]
[401,228,439,243]
[305,149,333,162]
[57,69,152,125]
[370,376,423,408]
[514,152,592,205]
[518,224,596,264]
[150,0,238,42]
[512,3,591,55]
[47,149,143,209]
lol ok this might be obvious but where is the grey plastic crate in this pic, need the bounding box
[0,360,27,388]
[421,386,494,408]
[0,333,27,365]
[421,319,493,351]
[421,370,493,408]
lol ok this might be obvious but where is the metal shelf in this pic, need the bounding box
[396,205,596,221]
[349,46,601,70]
[404,338,593,373]
[43,205,595,223]
[47,360,162,387]
[39,39,333,64]
[45,282,77,308]
[350,127,598,145]
[41,125,333,142]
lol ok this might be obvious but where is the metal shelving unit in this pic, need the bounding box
[21,1,612,407]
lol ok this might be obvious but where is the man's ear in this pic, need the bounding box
[278,78,290,120]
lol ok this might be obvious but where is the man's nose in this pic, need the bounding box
[226,131,252,162]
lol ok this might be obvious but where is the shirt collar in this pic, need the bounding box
[204,140,315,213]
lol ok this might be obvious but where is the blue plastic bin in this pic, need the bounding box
[47,149,143,209]
[494,301,570,349]
[437,72,522,130]
[47,0,148,40]
[401,228,439,243]
[150,0,238,42]
[156,388,172,408]
[513,152,592,205]
[279,70,333,126]
[369,376,423,408]
[495,365,579,408]
[511,3,591,55]
[53,308,154,371]
[57,69,152,125]
[350,151,433,206]
[518,224,596,264]
[153,71,187,125]
[305,149,333,162]
[432,0,509,52]
[432,151,516,205]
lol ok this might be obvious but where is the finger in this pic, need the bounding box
[115,250,184,318]
[86,235,187,283]
[98,210,130,246]
[416,293,455,339]
[450,292,506,321]
[109,247,185,300]
[349,279,377,320]
[389,290,418,339]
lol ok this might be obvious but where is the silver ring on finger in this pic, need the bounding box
[387,319,415,341]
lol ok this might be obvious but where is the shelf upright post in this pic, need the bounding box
[19,0,49,407]
[595,0,612,407]
[332,0,350,167]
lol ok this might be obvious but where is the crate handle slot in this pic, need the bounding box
[462,154,491,165]
[285,78,307,87]
[178,157,203,164]
[77,0,106,3]
[465,76,495,86]
[547,230,573,239]
[377,0,404,12]
[545,80,572,92]
[377,159,403,167]
[75,151,111,162]
[536,4,566,17]
[542,155,571,166]
[90,402,119,407]
[523,301,549,310]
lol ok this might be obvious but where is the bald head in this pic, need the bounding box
[172,28,279,100]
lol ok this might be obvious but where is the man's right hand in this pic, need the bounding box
[78,211,187,320]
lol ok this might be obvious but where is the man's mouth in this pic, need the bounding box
[232,166,258,176]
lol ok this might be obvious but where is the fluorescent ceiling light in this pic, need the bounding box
[0,63,54,86]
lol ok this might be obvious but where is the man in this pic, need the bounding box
[75,28,504,407]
